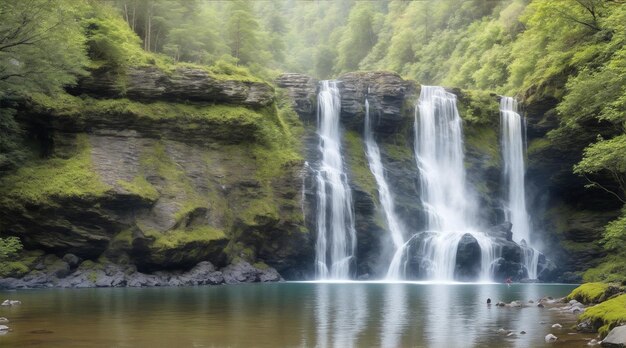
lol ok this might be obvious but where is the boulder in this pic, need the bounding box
[180,261,223,285]
[275,73,318,119]
[454,233,482,281]
[222,261,282,284]
[62,254,81,268]
[545,333,558,343]
[602,326,626,348]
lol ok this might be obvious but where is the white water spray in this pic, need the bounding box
[361,98,407,280]
[314,81,357,280]
[414,86,496,281]
[500,97,539,279]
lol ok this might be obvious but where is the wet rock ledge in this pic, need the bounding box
[0,256,282,289]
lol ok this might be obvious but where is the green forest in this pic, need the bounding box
[3,0,622,280]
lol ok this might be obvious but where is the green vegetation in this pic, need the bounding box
[0,134,109,206]
[117,176,159,202]
[579,294,626,337]
[567,282,612,304]
[344,130,377,197]
[149,226,227,250]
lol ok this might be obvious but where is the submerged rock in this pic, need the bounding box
[0,318,8,324]
[545,333,558,343]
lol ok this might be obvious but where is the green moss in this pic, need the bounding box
[0,134,109,206]
[344,130,377,197]
[527,137,551,156]
[240,196,281,227]
[112,229,133,244]
[87,271,98,283]
[465,126,500,167]
[117,176,159,201]
[579,294,626,337]
[382,142,413,162]
[147,226,227,249]
[0,261,29,278]
[567,282,611,303]
[253,261,270,270]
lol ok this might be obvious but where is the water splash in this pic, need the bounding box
[413,86,496,281]
[314,81,357,280]
[500,96,538,279]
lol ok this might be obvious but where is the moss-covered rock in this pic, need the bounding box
[567,282,622,304]
[579,294,626,337]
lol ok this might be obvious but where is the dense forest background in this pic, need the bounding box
[0,0,624,282]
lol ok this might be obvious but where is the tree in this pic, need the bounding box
[336,3,378,72]
[0,0,88,96]
[225,1,261,66]
[0,0,89,172]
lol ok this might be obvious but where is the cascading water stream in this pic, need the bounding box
[314,80,357,280]
[361,98,406,280]
[500,97,539,279]
[414,86,496,281]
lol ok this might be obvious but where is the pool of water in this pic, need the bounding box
[0,282,594,347]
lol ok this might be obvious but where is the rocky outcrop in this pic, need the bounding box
[0,64,312,285]
[76,66,274,108]
[455,234,482,281]
[337,71,416,134]
[524,91,623,277]
[0,259,282,289]
[275,73,318,120]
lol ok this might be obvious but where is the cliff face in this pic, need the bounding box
[278,72,551,281]
[1,67,592,287]
[524,94,622,281]
[0,65,313,287]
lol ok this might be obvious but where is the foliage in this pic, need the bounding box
[0,0,89,96]
[0,236,22,260]
[0,134,110,205]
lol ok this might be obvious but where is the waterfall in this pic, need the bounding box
[361,98,406,280]
[314,80,357,280]
[500,97,539,279]
[414,86,496,281]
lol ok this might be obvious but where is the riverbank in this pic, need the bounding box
[0,258,282,289]
[567,282,626,345]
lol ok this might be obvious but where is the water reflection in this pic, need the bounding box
[314,283,368,348]
[0,283,585,348]
[380,283,407,348]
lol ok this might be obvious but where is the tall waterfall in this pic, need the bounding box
[314,80,357,279]
[361,98,406,280]
[414,86,495,281]
[500,97,538,279]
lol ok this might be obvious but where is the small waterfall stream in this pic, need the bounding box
[314,80,357,279]
[414,86,496,281]
[361,98,407,280]
[500,97,539,279]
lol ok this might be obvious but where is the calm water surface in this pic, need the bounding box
[0,282,594,347]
